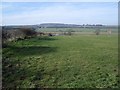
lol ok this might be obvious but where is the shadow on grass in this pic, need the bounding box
[37,36,58,41]
[2,45,57,88]
[2,36,58,88]
[5,45,57,57]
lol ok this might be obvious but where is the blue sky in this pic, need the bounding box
[1,2,118,25]
[2,0,119,2]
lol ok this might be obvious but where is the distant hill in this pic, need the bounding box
[38,23,118,29]
[38,23,81,28]
[2,25,39,30]
[2,23,118,30]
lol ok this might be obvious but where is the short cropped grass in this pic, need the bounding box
[2,34,118,88]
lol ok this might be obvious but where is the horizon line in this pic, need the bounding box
[1,23,118,26]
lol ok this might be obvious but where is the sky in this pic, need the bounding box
[1,0,119,2]
[1,2,118,25]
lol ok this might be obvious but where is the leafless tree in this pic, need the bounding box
[95,28,100,35]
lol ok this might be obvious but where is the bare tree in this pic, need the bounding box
[95,28,100,35]
[107,30,112,35]
[20,28,36,38]
[67,29,73,36]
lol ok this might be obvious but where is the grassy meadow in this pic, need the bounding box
[2,32,118,88]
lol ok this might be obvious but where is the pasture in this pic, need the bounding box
[2,33,118,88]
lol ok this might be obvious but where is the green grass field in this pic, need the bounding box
[3,34,118,88]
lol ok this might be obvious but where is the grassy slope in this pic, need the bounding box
[3,34,118,88]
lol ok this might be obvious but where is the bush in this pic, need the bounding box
[2,28,37,45]
[2,30,10,44]
[20,28,36,37]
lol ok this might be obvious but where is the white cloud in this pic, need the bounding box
[2,3,117,25]
[2,0,119,2]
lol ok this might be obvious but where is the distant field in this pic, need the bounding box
[3,34,118,88]
[36,28,118,33]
